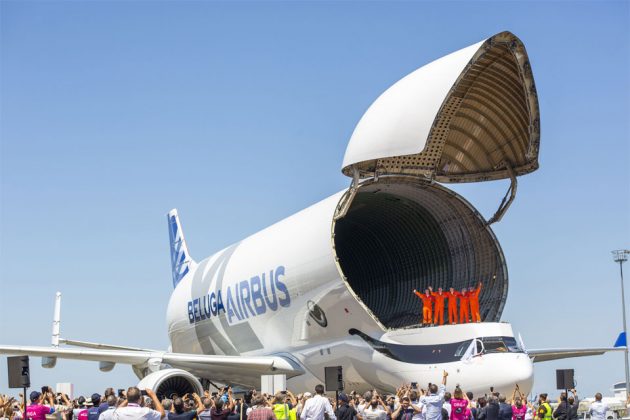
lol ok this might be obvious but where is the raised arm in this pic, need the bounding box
[287,390,298,407]
[442,371,448,386]
[145,389,165,419]
[192,393,204,412]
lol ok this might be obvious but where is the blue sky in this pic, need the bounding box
[1,0,628,398]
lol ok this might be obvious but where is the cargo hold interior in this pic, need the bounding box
[332,179,507,329]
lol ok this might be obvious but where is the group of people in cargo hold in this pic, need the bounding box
[413,278,490,326]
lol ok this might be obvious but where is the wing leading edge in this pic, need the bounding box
[527,347,626,363]
[0,345,303,377]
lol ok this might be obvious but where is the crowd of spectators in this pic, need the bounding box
[0,373,615,420]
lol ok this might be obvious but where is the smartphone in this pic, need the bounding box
[141,390,148,396]
[41,386,49,394]
[411,382,418,388]
[118,389,125,398]
[212,392,218,397]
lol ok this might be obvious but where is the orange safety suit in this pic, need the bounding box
[458,291,470,323]
[430,291,446,326]
[446,291,458,324]
[469,284,482,322]
[414,291,434,325]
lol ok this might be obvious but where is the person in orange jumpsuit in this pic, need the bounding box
[446,287,459,325]
[413,289,434,325]
[468,279,486,323]
[458,288,470,323]
[428,286,446,326]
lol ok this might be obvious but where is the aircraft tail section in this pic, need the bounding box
[168,209,196,288]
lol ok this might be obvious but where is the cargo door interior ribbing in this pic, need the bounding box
[333,179,507,329]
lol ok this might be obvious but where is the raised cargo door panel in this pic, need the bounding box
[342,31,540,183]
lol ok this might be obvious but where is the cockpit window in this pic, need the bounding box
[479,336,522,354]
[454,340,473,357]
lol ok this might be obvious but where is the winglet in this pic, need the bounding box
[168,209,196,288]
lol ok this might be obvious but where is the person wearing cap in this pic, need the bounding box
[73,396,88,420]
[334,394,358,420]
[87,394,102,420]
[26,391,56,420]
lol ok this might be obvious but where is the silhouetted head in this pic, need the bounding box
[453,387,463,400]
[499,395,506,403]
[438,288,443,293]
[425,289,430,295]
[515,397,522,407]
[429,384,438,394]
[444,392,451,402]
[595,393,602,401]
[173,398,185,414]
[315,384,325,395]
[370,397,379,408]
[461,288,467,294]
[466,392,473,401]
[126,388,141,404]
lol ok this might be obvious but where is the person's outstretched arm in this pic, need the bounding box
[145,389,165,418]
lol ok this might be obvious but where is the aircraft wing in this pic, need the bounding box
[527,346,626,363]
[0,345,302,376]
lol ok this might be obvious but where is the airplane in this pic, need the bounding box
[1,30,624,399]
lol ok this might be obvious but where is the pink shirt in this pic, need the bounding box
[450,399,469,420]
[512,405,527,420]
[25,404,53,420]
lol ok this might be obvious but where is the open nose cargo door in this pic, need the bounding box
[342,31,540,185]
[332,32,540,329]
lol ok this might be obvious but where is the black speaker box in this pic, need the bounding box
[7,355,30,388]
[324,366,343,391]
[556,369,574,390]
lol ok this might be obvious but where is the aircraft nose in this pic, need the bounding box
[506,355,534,393]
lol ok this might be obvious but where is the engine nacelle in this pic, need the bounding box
[136,369,203,400]
[99,361,115,372]
[41,357,57,368]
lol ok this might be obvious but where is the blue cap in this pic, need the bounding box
[30,391,41,402]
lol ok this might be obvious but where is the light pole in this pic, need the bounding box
[612,249,630,402]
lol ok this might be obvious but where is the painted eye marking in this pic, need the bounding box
[307,300,328,328]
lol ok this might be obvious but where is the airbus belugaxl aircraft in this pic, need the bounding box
[1,31,623,398]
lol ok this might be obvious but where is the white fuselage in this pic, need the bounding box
[165,186,534,396]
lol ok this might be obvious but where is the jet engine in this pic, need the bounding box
[136,369,203,399]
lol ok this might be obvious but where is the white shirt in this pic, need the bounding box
[300,395,336,420]
[362,407,387,420]
[588,401,607,420]
[443,402,451,417]
[411,400,425,420]
[111,403,162,420]
[98,406,117,420]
